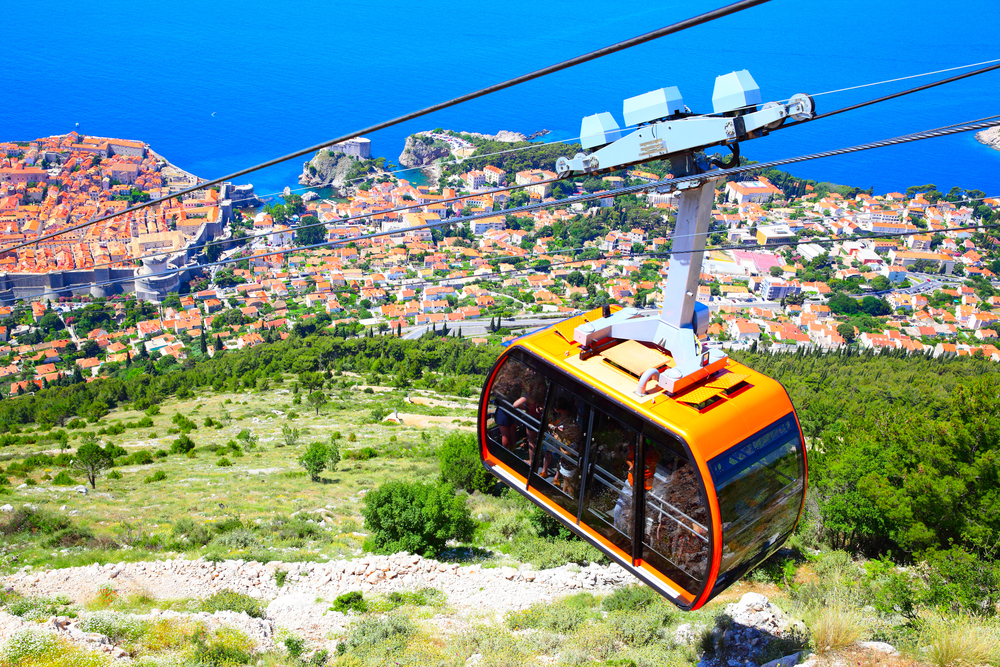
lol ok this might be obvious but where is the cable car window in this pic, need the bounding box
[486,357,549,476]
[531,386,588,514]
[709,414,804,592]
[581,412,637,559]
[642,439,709,591]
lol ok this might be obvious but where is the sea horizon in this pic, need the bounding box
[4,0,998,198]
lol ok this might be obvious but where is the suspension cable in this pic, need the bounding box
[1,0,768,255]
[54,116,997,294]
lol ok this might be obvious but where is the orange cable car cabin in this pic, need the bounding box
[477,306,807,611]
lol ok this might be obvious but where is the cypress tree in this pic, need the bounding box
[200,329,208,354]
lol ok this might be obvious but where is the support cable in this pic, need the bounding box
[53,116,998,294]
[1,0,768,255]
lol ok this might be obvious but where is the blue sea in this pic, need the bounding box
[4,0,998,198]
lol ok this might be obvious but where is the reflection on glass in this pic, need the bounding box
[535,388,587,514]
[582,414,635,556]
[487,358,548,467]
[643,441,708,584]
[712,414,803,584]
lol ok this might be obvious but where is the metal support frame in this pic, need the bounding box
[573,178,727,395]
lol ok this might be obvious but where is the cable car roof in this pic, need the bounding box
[512,305,793,463]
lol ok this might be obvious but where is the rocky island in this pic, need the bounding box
[975,126,1000,152]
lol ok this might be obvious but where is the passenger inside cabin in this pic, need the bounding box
[518,376,547,472]
[548,397,583,494]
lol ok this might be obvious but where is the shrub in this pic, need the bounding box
[299,441,329,481]
[51,470,76,486]
[107,470,122,480]
[284,634,306,659]
[504,535,604,569]
[192,627,254,667]
[0,506,71,535]
[143,470,167,484]
[145,405,161,416]
[528,505,576,541]
[44,526,96,547]
[6,594,73,621]
[172,518,213,546]
[211,529,261,551]
[922,546,1000,616]
[346,446,377,461]
[0,629,59,663]
[125,450,154,465]
[200,590,265,618]
[80,611,148,643]
[236,429,257,451]
[274,569,288,588]
[602,585,659,613]
[361,480,475,558]
[505,593,601,633]
[170,434,195,455]
[438,432,493,493]
[154,449,168,459]
[332,591,368,614]
[328,441,341,471]
[216,457,233,467]
[343,613,414,654]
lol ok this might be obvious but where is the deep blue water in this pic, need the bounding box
[3,0,998,198]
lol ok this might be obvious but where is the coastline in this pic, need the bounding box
[975,126,1000,152]
[148,147,203,194]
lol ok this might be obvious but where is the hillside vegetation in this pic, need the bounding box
[1,334,1000,666]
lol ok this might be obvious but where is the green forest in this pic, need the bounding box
[732,349,1000,609]
[4,330,1000,608]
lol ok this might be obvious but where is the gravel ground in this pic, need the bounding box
[2,552,639,654]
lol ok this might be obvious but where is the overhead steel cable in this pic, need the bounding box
[646,56,1000,118]
[255,132,594,199]
[0,0,769,256]
[16,58,1000,275]
[62,107,1000,276]
[811,58,1000,97]
[242,57,1000,200]
[773,60,1000,131]
[54,116,998,294]
[59,170,579,273]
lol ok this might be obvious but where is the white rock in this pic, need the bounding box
[858,641,898,656]
[0,504,12,512]
[760,652,803,667]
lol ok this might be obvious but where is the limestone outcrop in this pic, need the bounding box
[398,135,452,168]
[298,150,359,190]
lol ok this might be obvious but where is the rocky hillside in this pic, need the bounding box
[298,150,359,190]
[397,134,452,168]
[1,554,908,666]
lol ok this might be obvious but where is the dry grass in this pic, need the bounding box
[837,647,919,667]
[810,606,864,654]
[924,620,998,667]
